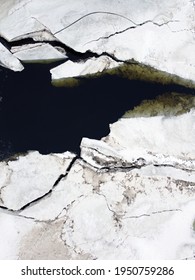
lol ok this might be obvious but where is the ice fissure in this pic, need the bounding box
[0,0,195,84]
[0,0,195,261]
[0,153,78,212]
[0,34,130,68]
[83,18,179,46]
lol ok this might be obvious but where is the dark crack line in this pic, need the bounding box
[79,151,195,175]
[0,197,80,224]
[11,43,52,53]
[82,145,121,161]
[96,192,116,216]
[20,155,79,210]
[0,151,193,220]
[153,163,195,172]
[61,41,128,64]
[92,51,126,63]
[100,165,144,172]
[25,197,79,224]
[53,155,79,187]
[168,28,194,33]
[10,29,52,42]
[0,155,79,215]
[66,156,80,172]
[1,20,144,66]
[123,209,182,220]
[95,192,124,227]
[54,10,179,38]
[1,34,130,66]
[9,13,54,42]
[54,11,137,35]
[152,209,182,214]
[82,145,146,167]
[8,0,32,16]
[0,206,35,220]
[84,19,179,46]
[96,192,125,229]
[40,195,86,224]
[20,188,53,211]
[123,213,150,219]
[8,14,59,43]
[81,145,146,170]
[79,155,146,173]
[31,16,54,36]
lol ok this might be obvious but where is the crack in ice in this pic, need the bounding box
[123,209,182,220]
[54,11,137,35]
[83,19,180,46]
[0,155,78,215]
[8,0,32,16]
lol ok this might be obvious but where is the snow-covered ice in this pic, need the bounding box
[0,0,195,260]
[11,43,67,62]
[0,0,194,84]
[0,109,195,259]
[0,43,24,71]
[50,56,121,84]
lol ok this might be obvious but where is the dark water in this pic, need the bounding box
[0,63,194,160]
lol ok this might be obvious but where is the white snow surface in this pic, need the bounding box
[0,43,24,71]
[0,213,34,259]
[0,0,49,42]
[0,110,195,259]
[0,151,75,211]
[0,0,194,82]
[0,1,195,258]
[50,56,121,81]
[11,43,67,62]
[104,109,195,160]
